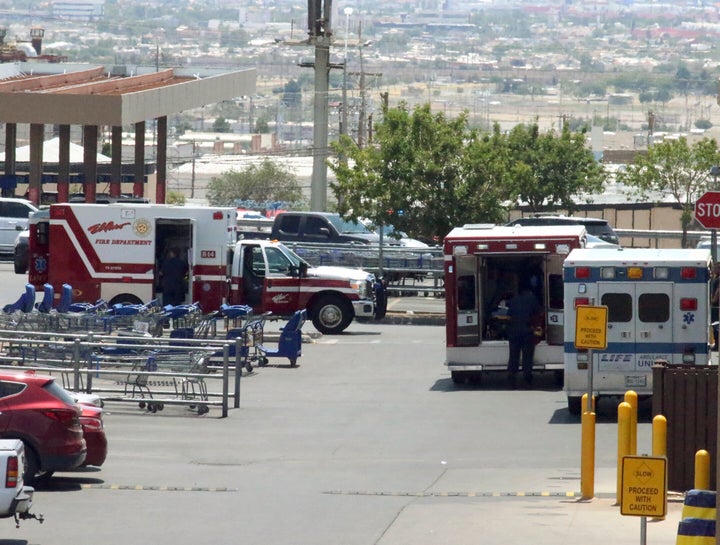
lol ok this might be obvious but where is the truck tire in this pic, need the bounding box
[567,396,582,416]
[108,294,143,306]
[311,294,353,334]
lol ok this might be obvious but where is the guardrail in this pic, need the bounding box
[0,329,253,417]
[280,241,446,296]
[615,229,709,247]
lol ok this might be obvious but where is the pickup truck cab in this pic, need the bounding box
[0,439,40,526]
[230,239,386,334]
[270,212,381,244]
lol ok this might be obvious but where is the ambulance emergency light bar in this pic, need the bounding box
[572,266,697,280]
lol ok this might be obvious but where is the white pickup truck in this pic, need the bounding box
[0,439,41,527]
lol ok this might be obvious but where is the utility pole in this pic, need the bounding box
[306,0,332,211]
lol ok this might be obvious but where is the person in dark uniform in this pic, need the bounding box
[160,247,188,306]
[711,262,720,350]
[506,281,542,388]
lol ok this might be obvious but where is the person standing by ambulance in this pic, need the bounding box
[711,262,720,350]
[159,247,188,306]
[506,280,542,388]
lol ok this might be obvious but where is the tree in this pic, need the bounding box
[617,137,720,247]
[281,80,302,108]
[205,158,304,210]
[212,117,231,133]
[165,190,186,205]
[503,123,605,213]
[329,104,510,242]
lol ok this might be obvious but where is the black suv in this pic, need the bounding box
[505,215,619,245]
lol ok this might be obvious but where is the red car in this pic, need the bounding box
[74,398,107,468]
[0,371,86,484]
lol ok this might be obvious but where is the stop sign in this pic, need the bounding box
[695,191,720,229]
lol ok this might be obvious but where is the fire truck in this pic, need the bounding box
[563,247,712,414]
[444,224,588,384]
[27,203,385,334]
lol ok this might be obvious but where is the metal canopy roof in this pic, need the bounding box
[0,63,256,126]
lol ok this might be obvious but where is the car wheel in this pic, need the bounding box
[23,443,53,485]
[13,253,26,275]
[311,295,353,334]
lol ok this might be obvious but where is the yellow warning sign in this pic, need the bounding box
[574,305,608,350]
[620,456,667,518]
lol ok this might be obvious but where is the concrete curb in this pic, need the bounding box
[380,312,446,326]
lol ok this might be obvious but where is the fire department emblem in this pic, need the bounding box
[133,218,151,237]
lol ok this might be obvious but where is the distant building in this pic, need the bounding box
[51,0,104,21]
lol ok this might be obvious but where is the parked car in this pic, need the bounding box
[0,198,38,255]
[70,393,107,468]
[585,233,620,249]
[0,371,86,484]
[506,215,620,245]
[360,220,429,248]
[77,404,107,468]
[13,228,29,275]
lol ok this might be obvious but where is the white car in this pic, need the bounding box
[360,219,429,248]
[0,198,37,255]
[585,233,620,249]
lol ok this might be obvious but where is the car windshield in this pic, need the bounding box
[327,215,373,235]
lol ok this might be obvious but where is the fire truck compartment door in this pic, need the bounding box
[455,254,480,346]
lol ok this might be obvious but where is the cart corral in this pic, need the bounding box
[0,285,309,417]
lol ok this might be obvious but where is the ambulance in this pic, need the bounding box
[444,224,588,384]
[563,248,712,414]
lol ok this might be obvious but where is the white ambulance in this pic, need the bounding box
[563,247,712,414]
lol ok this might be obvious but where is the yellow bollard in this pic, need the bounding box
[616,401,632,505]
[651,415,668,521]
[652,415,667,457]
[694,449,711,491]
[581,409,596,500]
[624,390,638,455]
[582,393,596,413]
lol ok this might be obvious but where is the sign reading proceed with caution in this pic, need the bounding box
[620,456,667,518]
[574,305,608,350]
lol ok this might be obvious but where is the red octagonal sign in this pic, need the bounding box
[695,191,720,229]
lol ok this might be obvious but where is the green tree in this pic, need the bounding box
[206,158,304,209]
[165,190,186,205]
[329,104,509,242]
[617,137,720,247]
[254,117,270,134]
[503,123,605,213]
[213,117,231,133]
[281,80,302,108]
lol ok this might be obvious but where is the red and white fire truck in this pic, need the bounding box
[27,203,385,334]
[443,223,588,384]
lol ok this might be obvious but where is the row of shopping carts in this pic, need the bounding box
[0,283,305,414]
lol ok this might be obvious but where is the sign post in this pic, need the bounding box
[620,455,668,545]
[575,304,608,411]
[574,305,608,500]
